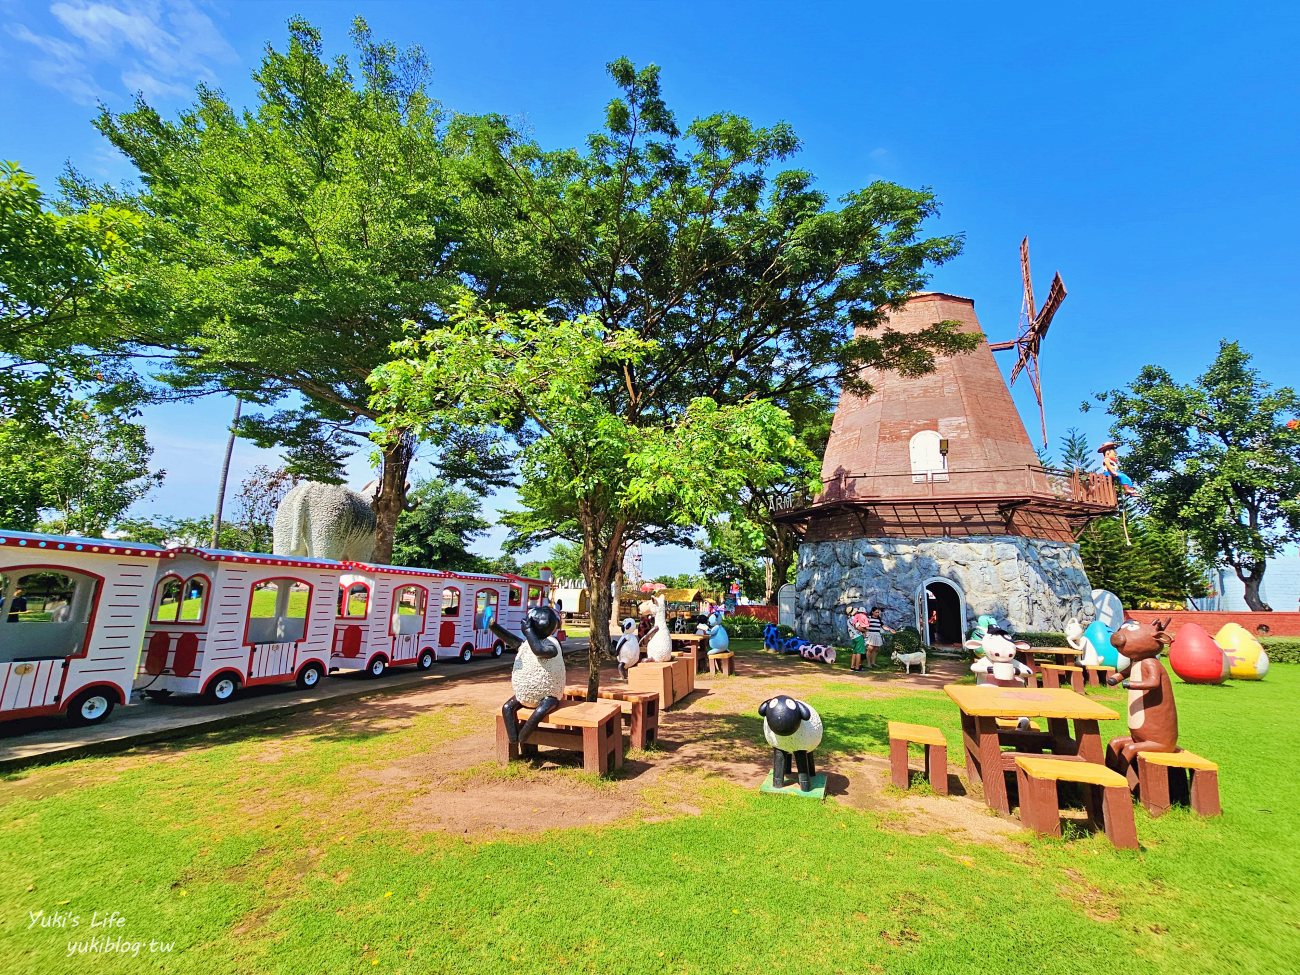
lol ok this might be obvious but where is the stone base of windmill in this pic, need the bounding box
[794,535,1096,642]
[760,771,827,800]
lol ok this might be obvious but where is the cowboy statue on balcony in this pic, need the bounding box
[1097,441,1140,496]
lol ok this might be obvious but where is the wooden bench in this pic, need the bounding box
[709,651,735,676]
[1137,750,1221,818]
[495,700,624,775]
[1084,664,1116,688]
[1039,663,1085,693]
[670,654,695,696]
[1014,755,1138,849]
[628,660,677,707]
[562,685,659,750]
[887,721,948,795]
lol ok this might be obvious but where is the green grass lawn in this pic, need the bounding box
[2,661,1296,974]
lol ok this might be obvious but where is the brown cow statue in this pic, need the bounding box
[1106,618,1178,789]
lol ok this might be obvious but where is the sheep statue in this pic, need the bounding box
[490,606,566,744]
[614,617,640,680]
[273,480,379,562]
[759,695,824,792]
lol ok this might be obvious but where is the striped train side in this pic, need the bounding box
[0,529,554,726]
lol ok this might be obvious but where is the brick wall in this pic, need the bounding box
[734,605,778,623]
[1125,610,1300,638]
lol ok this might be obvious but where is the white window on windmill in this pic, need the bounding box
[909,430,950,483]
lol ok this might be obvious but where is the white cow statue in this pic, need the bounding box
[1065,617,1098,666]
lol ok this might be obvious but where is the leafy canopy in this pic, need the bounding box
[1088,340,1300,609]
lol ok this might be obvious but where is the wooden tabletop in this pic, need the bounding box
[1029,647,1082,657]
[671,633,706,643]
[518,700,622,728]
[563,684,658,703]
[944,684,1119,721]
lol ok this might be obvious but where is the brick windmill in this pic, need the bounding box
[988,237,1067,447]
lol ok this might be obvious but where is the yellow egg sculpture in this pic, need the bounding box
[1214,622,1270,680]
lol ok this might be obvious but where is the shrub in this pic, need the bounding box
[885,626,924,655]
[1016,631,1070,647]
[721,614,768,638]
[1261,637,1300,665]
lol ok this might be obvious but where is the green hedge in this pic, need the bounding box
[991,632,1297,663]
[721,614,769,639]
[1015,631,1070,647]
[1261,637,1300,665]
[885,626,925,655]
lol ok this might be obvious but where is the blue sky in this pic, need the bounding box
[4,1,1299,574]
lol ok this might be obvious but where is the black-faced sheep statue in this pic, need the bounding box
[759,695,825,792]
[491,606,566,744]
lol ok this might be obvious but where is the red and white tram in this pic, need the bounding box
[331,563,555,675]
[0,528,556,726]
[0,531,165,724]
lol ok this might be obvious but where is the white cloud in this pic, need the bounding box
[8,0,237,106]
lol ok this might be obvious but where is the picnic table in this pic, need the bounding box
[1018,646,1080,673]
[943,684,1120,814]
[671,633,709,673]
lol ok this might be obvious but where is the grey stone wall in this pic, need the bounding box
[795,535,1095,643]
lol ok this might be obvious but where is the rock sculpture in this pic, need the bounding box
[491,606,566,744]
[273,480,379,562]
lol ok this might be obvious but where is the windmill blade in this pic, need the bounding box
[1020,237,1036,324]
[1034,272,1067,334]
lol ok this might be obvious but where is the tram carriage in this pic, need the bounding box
[331,563,555,675]
[137,548,341,703]
[0,530,166,724]
[0,528,557,725]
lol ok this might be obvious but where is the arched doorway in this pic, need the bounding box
[916,578,965,647]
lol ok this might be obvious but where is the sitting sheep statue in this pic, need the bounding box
[491,606,566,744]
[760,695,824,792]
[614,617,640,680]
[890,648,927,675]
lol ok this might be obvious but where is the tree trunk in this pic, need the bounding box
[580,519,624,701]
[371,433,415,565]
[764,525,794,604]
[211,396,242,547]
[1236,563,1272,611]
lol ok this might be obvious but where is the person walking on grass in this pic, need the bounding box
[866,607,894,668]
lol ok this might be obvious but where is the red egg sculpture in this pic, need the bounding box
[1168,622,1229,684]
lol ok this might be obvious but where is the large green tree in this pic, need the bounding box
[373,302,819,696]
[377,60,973,688]
[1088,341,1300,610]
[5,402,164,537]
[69,18,540,561]
[1079,515,1210,608]
[1,162,142,420]
[391,478,491,572]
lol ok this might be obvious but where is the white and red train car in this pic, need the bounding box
[330,563,555,675]
[0,528,555,727]
[137,547,342,703]
[0,530,164,724]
